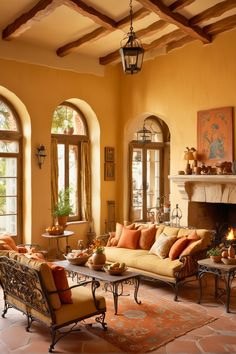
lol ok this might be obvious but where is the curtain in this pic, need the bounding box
[81,141,92,222]
[51,137,58,220]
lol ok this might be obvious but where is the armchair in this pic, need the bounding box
[0,252,107,352]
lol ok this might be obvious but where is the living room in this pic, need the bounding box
[1,0,236,353]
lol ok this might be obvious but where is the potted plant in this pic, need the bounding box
[91,239,106,265]
[207,247,222,263]
[53,187,73,227]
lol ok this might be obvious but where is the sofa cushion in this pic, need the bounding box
[117,228,141,249]
[9,252,61,310]
[104,246,147,267]
[0,234,18,252]
[169,236,189,260]
[47,264,73,304]
[110,223,135,246]
[149,233,177,258]
[139,225,156,250]
[180,239,203,257]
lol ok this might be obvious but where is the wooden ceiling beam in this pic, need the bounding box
[169,0,196,12]
[190,0,236,26]
[2,0,63,40]
[204,13,236,36]
[57,27,110,56]
[64,0,116,29]
[137,0,211,43]
[166,35,194,52]
[56,8,150,57]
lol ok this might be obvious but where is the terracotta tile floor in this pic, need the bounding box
[1,274,236,353]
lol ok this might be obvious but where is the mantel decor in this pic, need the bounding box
[197,106,233,166]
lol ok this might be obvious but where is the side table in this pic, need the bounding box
[198,258,236,313]
[41,230,74,260]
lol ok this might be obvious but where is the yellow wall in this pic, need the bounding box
[0,60,120,248]
[0,27,236,245]
[119,28,236,225]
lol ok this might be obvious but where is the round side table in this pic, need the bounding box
[41,230,74,260]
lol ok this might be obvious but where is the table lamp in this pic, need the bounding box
[184,148,194,175]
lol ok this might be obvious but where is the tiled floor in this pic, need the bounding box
[1,275,236,353]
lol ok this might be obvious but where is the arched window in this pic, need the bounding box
[129,116,170,222]
[51,102,89,221]
[0,96,22,242]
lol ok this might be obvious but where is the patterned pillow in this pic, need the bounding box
[149,232,177,259]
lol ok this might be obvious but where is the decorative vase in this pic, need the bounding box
[228,244,235,258]
[92,252,106,265]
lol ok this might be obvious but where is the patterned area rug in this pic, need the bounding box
[86,285,217,353]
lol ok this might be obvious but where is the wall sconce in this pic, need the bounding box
[36,145,46,169]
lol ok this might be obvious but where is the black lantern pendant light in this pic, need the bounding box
[136,122,152,143]
[119,0,144,74]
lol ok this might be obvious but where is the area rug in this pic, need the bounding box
[86,290,217,353]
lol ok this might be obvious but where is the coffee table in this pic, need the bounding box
[198,258,236,313]
[55,260,141,314]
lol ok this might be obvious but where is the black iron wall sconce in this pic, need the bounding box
[36,145,46,169]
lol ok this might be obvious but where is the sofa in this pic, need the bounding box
[0,250,106,352]
[104,223,212,300]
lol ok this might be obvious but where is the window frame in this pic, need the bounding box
[0,95,22,243]
[51,102,89,222]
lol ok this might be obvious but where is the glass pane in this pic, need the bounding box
[57,144,65,192]
[52,105,86,135]
[132,148,143,220]
[0,178,17,196]
[69,145,78,216]
[147,149,160,220]
[0,101,17,131]
[0,215,17,235]
[0,196,17,214]
[0,158,17,177]
[0,140,19,153]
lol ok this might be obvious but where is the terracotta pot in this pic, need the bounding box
[228,245,235,258]
[92,252,106,265]
[57,215,68,227]
[210,255,222,263]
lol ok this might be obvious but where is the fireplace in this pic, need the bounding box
[169,175,236,246]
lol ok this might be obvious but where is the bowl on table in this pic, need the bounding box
[221,257,236,265]
[64,254,90,266]
[103,264,128,275]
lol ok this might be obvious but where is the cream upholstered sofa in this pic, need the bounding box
[104,223,212,300]
[0,250,106,352]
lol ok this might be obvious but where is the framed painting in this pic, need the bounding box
[197,106,233,165]
[105,147,115,162]
[104,162,115,181]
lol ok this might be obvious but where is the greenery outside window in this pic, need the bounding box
[51,102,88,221]
[0,96,22,242]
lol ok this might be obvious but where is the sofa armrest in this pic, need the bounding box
[175,248,208,279]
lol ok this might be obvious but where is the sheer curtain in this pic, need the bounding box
[51,138,58,221]
[81,141,92,222]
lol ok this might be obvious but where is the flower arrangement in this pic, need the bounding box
[207,247,221,257]
[92,239,105,254]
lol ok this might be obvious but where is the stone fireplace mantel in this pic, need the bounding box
[169,175,236,203]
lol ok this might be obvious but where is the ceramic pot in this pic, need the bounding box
[228,245,235,258]
[210,255,222,263]
[57,215,68,227]
[92,252,106,265]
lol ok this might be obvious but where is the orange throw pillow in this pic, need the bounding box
[110,223,136,246]
[47,264,73,304]
[0,234,18,252]
[106,232,116,247]
[169,237,189,260]
[139,226,156,250]
[117,227,141,249]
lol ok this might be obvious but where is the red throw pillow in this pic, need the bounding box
[117,227,141,249]
[169,237,190,260]
[139,226,156,250]
[47,264,73,304]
